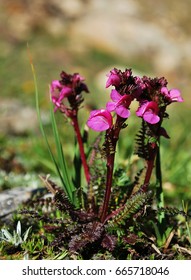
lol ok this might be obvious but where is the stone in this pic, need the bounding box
[0,185,44,222]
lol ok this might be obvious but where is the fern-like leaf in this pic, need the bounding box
[54,189,76,212]
[158,206,187,218]
[69,221,104,252]
[101,234,117,251]
[130,168,146,195]
[107,191,149,228]
[101,133,116,158]
[135,120,150,160]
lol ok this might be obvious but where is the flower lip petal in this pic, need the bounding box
[136,102,147,116]
[136,101,160,124]
[161,87,183,103]
[143,111,160,124]
[87,116,110,131]
[115,106,130,118]
[106,101,116,112]
[169,88,183,102]
[87,109,113,131]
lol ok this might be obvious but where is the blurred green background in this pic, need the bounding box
[0,0,190,206]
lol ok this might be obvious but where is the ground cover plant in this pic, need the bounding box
[0,63,191,260]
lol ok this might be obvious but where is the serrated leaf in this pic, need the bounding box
[107,191,149,228]
[101,234,117,251]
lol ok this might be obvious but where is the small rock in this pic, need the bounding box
[0,185,45,222]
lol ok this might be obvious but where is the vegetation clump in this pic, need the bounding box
[1,67,190,260]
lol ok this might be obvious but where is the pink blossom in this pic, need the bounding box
[106,69,121,88]
[87,109,113,131]
[50,80,72,108]
[73,73,85,83]
[106,89,132,118]
[50,80,62,95]
[136,101,160,124]
[161,87,183,103]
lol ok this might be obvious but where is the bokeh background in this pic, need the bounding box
[0,0,190,205]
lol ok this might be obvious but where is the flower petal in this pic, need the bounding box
[106,69,121,88]
[136,102,147,117]
[115,105,130,118]
[136,101,160,124]
[143,111,160,124]
[106,101,116,112]
[87,109,113,131]
[169,89,183,102]
[110,89,122,102]
[160,87,169,97]
[50,80,62,94]
[87,116,110,131]
[60,86,73,98]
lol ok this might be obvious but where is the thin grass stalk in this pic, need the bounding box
[50,103,77,205]
[30,55,78,206]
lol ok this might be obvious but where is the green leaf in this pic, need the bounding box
[1,229,13,241]
[23,226,32,242]
[150,220,173,247]
[49,103,78,206]
[16,221,22,236]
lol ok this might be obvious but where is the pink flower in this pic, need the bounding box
[50,80,62,94]
[106,69,121,88]
[50,80,72,109]
[161,87,183,103]
[136,101,160,124]
[73,73,85,83]
[106,89,132,118]
[87,109,113,131]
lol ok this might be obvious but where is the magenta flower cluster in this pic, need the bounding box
[49,68,183,223]
[87,68,183,131]
[50,71,89,114]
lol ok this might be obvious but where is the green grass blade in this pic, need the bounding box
[49,102,77,203]
[30,58,60,177]
[72,138,81,190]
[29,54,78,206]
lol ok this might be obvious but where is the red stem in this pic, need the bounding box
[100,116,123,223]
[72,115,90,184]
[143,146,158,191]
[143,158,155,191]
[143,113,165,190]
